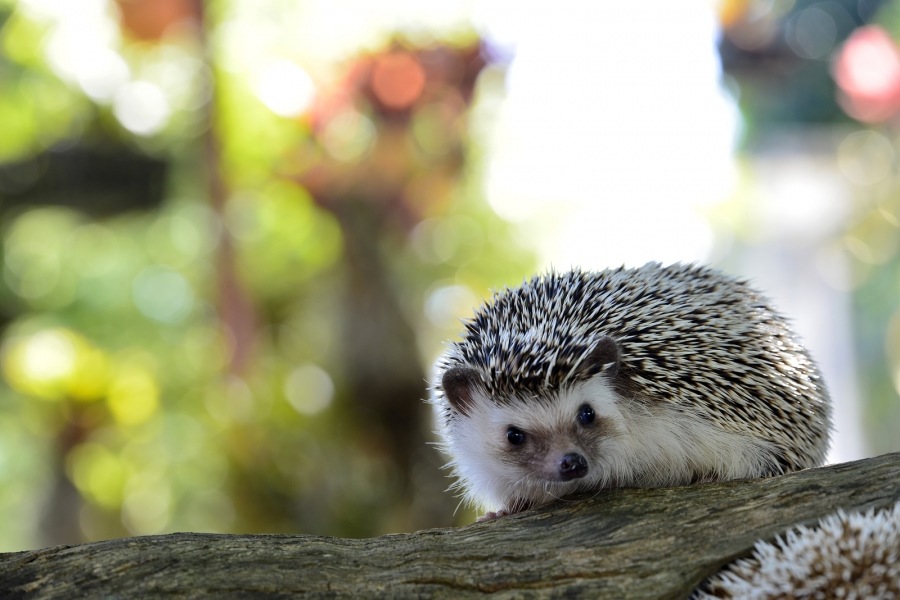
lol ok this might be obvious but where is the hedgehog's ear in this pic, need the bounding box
[441,367,480,416]
[578,336,620,379]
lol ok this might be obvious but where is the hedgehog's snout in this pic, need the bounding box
[559,452,588,481]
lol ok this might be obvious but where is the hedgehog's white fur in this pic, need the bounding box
[437,377,778,511]
[694,501,900,599]
[431,263,831,516]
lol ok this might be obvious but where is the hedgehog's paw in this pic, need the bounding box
[476,509,509,522]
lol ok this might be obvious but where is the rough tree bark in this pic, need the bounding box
[1,452,897,599]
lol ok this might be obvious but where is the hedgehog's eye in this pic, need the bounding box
[577,404,595,425]
[506,426,526,446]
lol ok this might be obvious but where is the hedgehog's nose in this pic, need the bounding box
[559,453,588,480]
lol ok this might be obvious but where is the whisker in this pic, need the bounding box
[452,497,466,517]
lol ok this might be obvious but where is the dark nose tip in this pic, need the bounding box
[559,453,588,480]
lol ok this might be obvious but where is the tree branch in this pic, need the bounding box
[2,452,898,599]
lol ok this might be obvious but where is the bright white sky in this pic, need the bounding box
[476,1,740,270]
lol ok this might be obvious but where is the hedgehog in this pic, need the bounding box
[693,500,900,598]
[430,263,832,518]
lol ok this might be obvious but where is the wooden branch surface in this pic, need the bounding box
[2,452,898,599]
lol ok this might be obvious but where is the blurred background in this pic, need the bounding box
[0,0,898,551]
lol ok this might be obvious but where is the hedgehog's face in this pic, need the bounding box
[488,379,622,485]
[438,340,625,513]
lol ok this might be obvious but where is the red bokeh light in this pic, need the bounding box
[371,52,427,110]
[115,0,196,41]
[833,25,900,123]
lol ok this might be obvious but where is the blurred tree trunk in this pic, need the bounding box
[194,0,257,374]
[4,453,897,599]
[37,416,87,548]
[294,40,489,532]
[333,198,434,526]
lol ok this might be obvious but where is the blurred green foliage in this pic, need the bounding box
[0,0,532,550]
